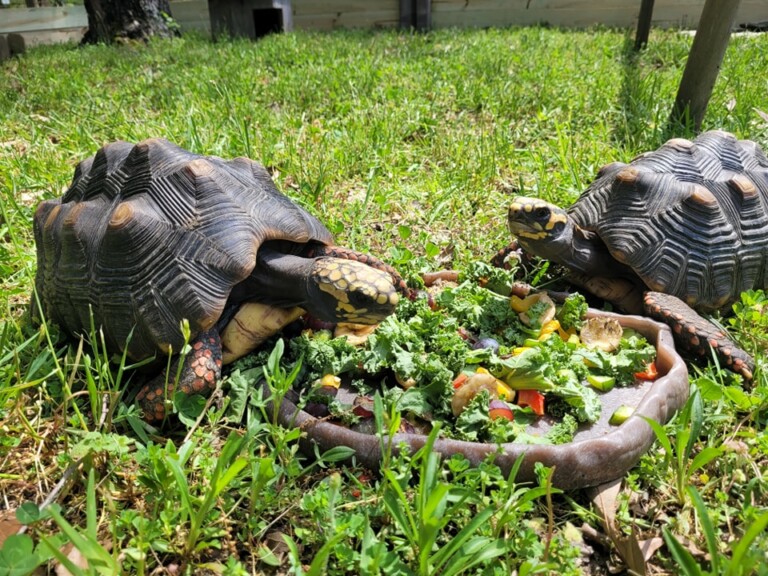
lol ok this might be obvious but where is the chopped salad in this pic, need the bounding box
[253,262,659,445]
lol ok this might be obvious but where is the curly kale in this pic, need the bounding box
[436,282,525,344]
[457,260,517,296]
[556,293,588,330]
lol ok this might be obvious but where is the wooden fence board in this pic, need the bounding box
[170,1,210,32]
[430,0,766,29]
[431,0,762,11]
[292,0,399,29]
[293,0,397,14]
[293,11,400,30]
[10,27,85,46]
[0,0,765,42]
[0,6,84,32]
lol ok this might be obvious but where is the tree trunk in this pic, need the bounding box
[82,0,180,44]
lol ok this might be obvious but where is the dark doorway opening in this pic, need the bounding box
[254,8,284,37]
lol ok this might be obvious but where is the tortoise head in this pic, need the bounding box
[308,258,400,324]
[507,196,570,240]
[506,196,576,261]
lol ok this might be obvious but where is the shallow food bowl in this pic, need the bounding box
[274,310,690,489]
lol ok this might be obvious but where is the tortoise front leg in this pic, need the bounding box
[643,292,754,382]
[135,328,223,423]
[490,240,520,269]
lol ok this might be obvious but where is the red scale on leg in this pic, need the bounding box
[135,328,223,424]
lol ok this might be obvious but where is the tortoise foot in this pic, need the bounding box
[490,241,520,269]
[135,328,223,423]
[643,292,754,382]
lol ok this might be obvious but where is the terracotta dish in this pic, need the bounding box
[273,310,690,489]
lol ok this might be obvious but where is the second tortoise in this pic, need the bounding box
[504,130,768,380]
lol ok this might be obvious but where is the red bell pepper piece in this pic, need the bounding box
[634,361,659,381]
[452,373,469,389]
[516,389,545,416]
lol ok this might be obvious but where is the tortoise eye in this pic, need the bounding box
[534,207,549,218]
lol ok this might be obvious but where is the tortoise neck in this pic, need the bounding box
[519,220,631,278]
[240,246,314,309]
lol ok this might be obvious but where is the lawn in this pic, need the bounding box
[1,25,767,575]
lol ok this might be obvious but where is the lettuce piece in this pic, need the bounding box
[487,348,557,392]
[485,338,602,424]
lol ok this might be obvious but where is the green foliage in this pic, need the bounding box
[662,486,768,576]
[1,26,767,575]
[556,293,588,331]
[643,387,724,505]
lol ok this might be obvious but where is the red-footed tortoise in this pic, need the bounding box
[504,130,768,381]
[33,138,408,423]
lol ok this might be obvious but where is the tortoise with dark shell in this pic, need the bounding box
[503,130,768,381]
[33,138,408,423]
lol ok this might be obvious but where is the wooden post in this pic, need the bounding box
[0,35,9,63]
[7,33,25,55]
[669,0,741,131]
[415,0,430,31]
[634,0,655,50]
[399,0,413,29]
[400,0,430,31]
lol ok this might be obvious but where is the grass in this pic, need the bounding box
[1,25,767,574]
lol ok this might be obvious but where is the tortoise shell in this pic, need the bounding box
[33,138,333,361]
[568,130,768,311]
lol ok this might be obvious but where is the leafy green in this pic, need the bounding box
[360,298,466,414]
[485,348,557,392]
[483,337,602,424]
[546,413,579,445]
[556,293,588,331]
[454,391,495,442]
[289,331,362,383]
[550,368,602,423]
[575,334,656,384]
[453,389,580,445]
[436,282,524,344]
[457,260,518,296]
[383,386,434,418]
[266,261,656,444]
